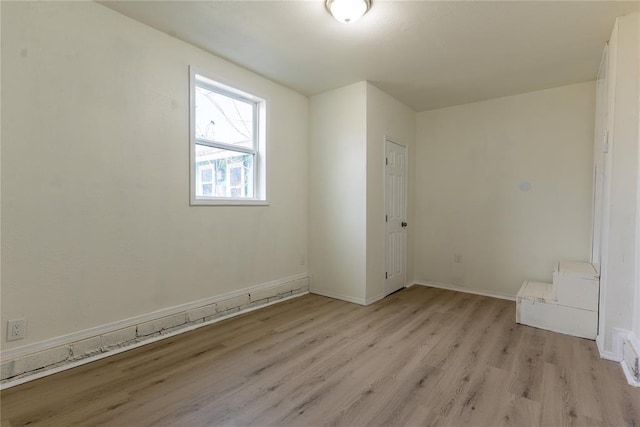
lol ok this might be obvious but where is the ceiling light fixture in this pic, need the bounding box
[326,0,371,24]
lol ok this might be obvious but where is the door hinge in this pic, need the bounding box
[385,157,388,165]
[603,130,609,153]
[385,214,388,222]
[385,272,388,279]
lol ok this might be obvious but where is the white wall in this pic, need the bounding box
[597,12,640,353]
[415,82,595,297]
[309,82,415,304]
[309,82,368,302]
[365,83,415,301]
[1,1,308,350]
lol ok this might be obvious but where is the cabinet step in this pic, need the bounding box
[552,261,599,311]
[516,280,597,339]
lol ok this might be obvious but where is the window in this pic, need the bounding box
[190,68,266,205]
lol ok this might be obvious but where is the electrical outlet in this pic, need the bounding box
[454,253,463,263]
[7,319,26,341]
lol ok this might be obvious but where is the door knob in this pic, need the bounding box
[401,222,408,228]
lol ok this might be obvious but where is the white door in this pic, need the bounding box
[385,139,407,295]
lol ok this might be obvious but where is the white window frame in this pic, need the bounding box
[189,66,267,206]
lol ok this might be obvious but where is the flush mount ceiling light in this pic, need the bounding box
[326,0,371,24]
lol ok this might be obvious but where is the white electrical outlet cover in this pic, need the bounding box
[7,319,26,341]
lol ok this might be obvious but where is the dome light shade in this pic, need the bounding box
[326,0,371,24]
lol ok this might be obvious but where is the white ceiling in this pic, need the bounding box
[100,1,639,111]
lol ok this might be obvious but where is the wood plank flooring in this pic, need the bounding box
[2,286,639,426]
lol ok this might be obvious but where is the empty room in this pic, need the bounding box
[1,0,640,425]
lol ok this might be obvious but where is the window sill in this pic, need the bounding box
[190,198,269,207]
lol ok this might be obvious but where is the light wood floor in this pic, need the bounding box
[2,286,639,426]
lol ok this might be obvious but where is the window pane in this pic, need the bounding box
[195,144,254,198]
[201,168,213,183]
[195,85,254,149]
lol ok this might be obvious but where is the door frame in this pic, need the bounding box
[595,39,616,349]
[384,136,408,296]
[591,43,610,273]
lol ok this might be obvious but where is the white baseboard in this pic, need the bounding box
[1,273,309,388]
[309,289,367,306]
[597,334,620,361]
[621,331,640,387]
[1,273,307,362]
[597,329,640,387]
[1,290,308,390]
[629,332,640,355]
[365,292,386,306]
[413,280,516,302]
[621,363,640,387]
[598,328,629,362]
